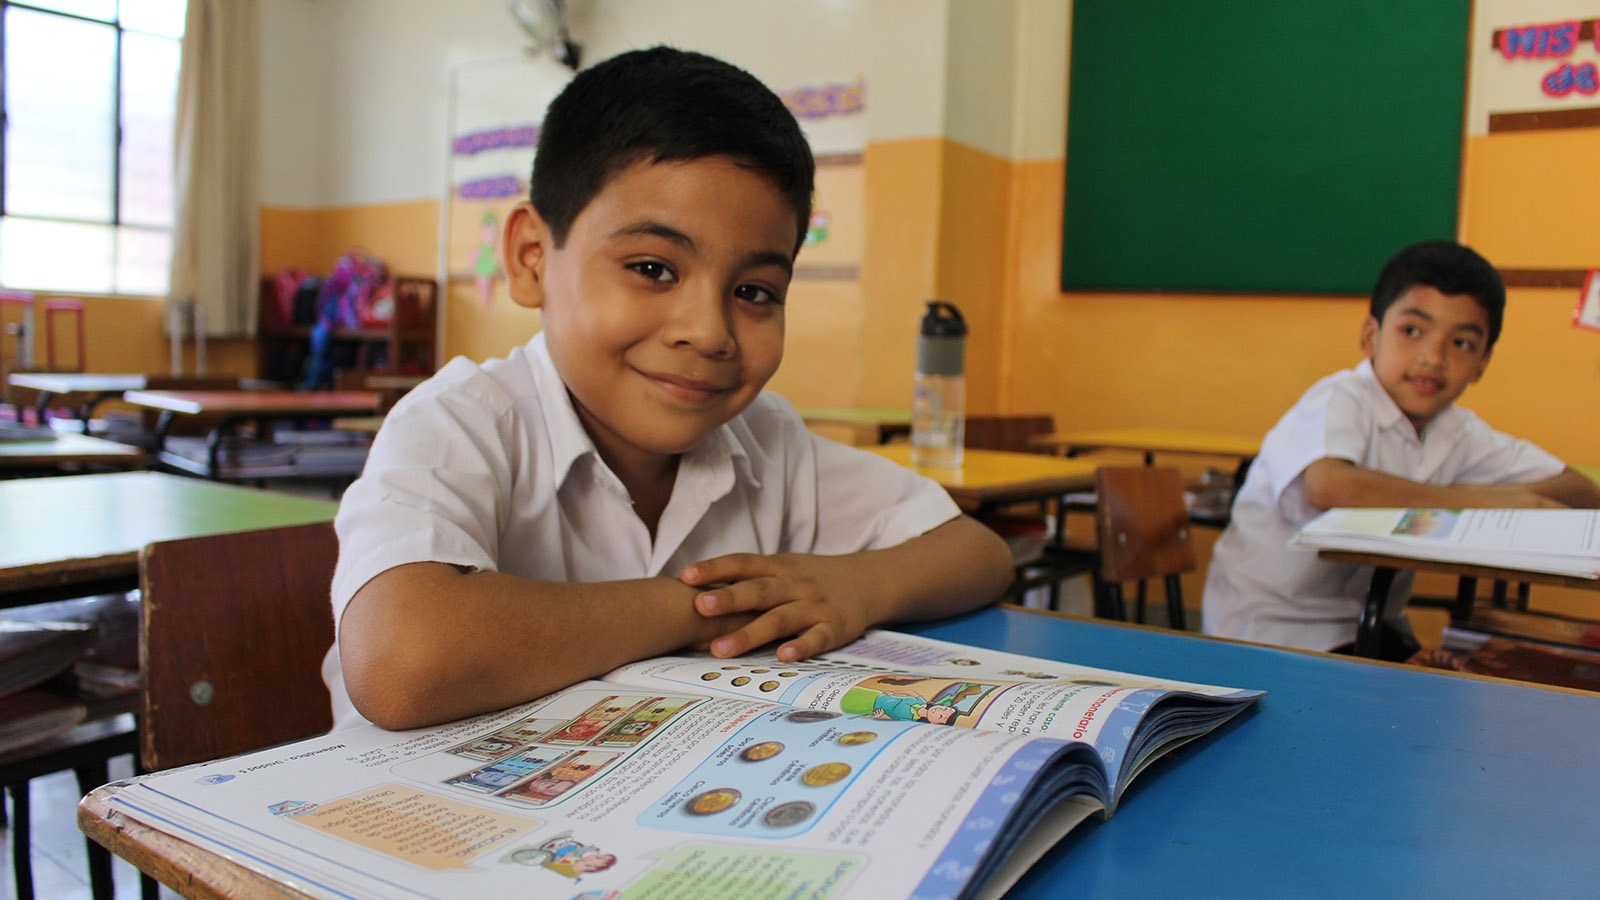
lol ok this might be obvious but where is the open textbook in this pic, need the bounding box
[101,629,1263,900]
[1292,508,1600,578]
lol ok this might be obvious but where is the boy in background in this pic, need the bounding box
[1203,241,1600,659]
[324,47,1013,730]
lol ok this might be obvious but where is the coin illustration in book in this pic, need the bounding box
[763,800,816,827]
[759,681,780,692]
[700,672,720,681]
[685,788,741,815]
[731,676,751,686]
[801,762,851,786]
[838,731,877,746]
[740,741,784,762]
[785,710,838,723]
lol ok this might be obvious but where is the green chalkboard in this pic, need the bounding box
[1061,1,1471,295]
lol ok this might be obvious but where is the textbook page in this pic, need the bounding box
[605,629,1261,764]
[1292,508,1600,577]
[107,681,1105,900]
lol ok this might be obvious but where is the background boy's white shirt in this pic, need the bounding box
[322,332,960,730]
[1202,359,1563,652]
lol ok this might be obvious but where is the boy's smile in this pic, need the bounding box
[506,155,797,497]
[1360,285,1493,435]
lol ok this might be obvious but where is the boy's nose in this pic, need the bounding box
[1416,337,1447,367]
[666,286,735,357]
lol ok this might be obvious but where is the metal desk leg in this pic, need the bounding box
[1452,576,1479,626]
[1355,567,1398,658]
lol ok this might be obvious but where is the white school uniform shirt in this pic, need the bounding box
[1201,359,1563,652]
[323,332,961,730]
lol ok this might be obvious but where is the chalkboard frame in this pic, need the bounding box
[1060,1,1472,296]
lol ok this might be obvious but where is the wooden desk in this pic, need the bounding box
[1030,427,1260,463]
[0,471,337,607]
[799,406,913,445]
[0,430,144,470]
[1319,548,1600,658]
[331,415,384,435]
[7,373,239,433]
[79,606,1600,899]
[124,389,379,480]
[8,373,150,433]
[870,444,1098,517]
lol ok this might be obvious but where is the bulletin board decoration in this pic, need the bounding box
[1492,20,1599,98]
[1574,270,1600,333]
[777,77,865,121]
[1060,0,1471,296]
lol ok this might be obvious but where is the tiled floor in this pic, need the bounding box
[2,754,179,900]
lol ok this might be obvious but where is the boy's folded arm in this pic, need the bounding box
[681,514,1013,661]
[1303,458,1573,510]
[1526,467,1600,509]
[338,563,749,731]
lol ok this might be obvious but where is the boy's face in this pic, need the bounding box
[505,156,796,476]
[1360,285,1493,434]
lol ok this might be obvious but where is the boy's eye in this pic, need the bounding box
[1399,324,1421,337]
[628,260,677,283]
[1453,337,1479,352]
[734,283,784,306]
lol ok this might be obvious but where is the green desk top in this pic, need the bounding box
[0,471,337,597]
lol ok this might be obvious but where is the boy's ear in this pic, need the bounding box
[1359,315,1380,356]
[502,202,551,310]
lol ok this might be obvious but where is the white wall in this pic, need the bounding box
[259,0,880,209]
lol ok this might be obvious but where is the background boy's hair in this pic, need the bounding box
[1369,241,1506,347]
[531,46,815,254]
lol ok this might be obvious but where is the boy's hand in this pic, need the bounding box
[678,552,881,662]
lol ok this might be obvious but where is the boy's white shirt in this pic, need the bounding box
[323,332,960,730]
[1201,358,1563,652]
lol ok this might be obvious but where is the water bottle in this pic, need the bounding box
[911,300,967,467]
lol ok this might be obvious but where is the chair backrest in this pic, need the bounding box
[964,414,1055,452]
[1095,466,1195,582]
[138,521,336,771]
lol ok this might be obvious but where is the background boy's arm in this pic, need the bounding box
[1302,458,1600,510]
[681,514,1014,661]
[339,568,753,731]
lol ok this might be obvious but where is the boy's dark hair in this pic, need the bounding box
[1370,241,1506,347]
[531,46,815,254]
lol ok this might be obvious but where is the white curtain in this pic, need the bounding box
[167,0,260,339]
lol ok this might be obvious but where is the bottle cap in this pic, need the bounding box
[917,301,966,376]
[919,300,967,338]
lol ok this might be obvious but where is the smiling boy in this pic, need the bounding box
[1202,241,1600,659]
[324,48,1012,731]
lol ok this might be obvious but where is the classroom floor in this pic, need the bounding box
[2,754,180,900]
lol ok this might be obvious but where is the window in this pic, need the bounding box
[0,0,186,295]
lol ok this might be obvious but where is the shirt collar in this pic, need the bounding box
[1352,357,1466,446]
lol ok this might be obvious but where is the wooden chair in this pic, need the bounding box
[961,415,1099,608]
[1094,466,1195,630]
[138,521,336,772]
[963,414,1055,452]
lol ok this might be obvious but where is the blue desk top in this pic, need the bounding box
[897,606,1600,899]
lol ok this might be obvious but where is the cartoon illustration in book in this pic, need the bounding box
[840,677,1007,726]
[499,831,618,881]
